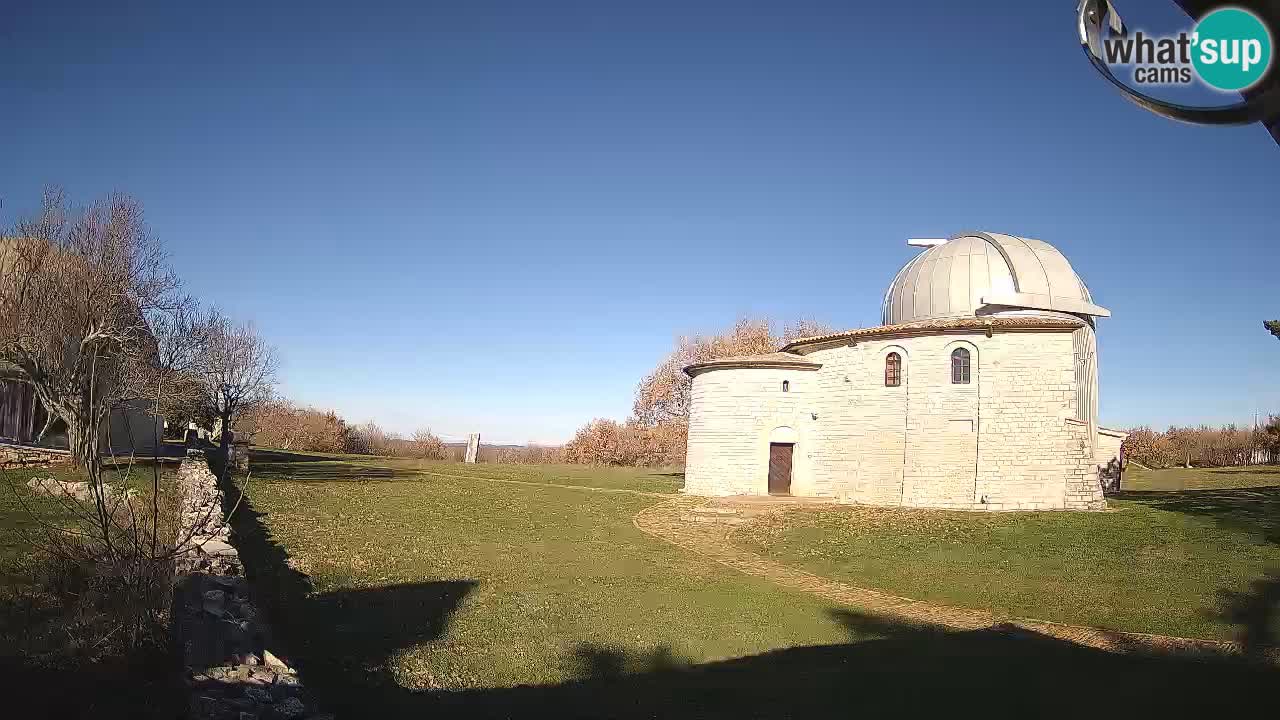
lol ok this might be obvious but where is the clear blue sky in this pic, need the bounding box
[3,1,1277,444]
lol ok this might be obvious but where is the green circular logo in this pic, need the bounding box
[1191,7,1273,91]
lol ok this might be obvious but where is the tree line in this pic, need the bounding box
[240,318,831,467]
[1122,421,1279,469]
[238,398,448,459]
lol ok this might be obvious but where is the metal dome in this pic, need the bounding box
[881,232,1110,326]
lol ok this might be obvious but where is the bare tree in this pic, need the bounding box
[199,313,277,457]
[411,428,447,460]
[0,189,235,657]
[0,188,180,472]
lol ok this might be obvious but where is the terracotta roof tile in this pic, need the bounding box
[781,316,1084,353]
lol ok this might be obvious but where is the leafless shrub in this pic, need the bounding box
[493,444,567,464]
[562,418,686,467]
[409,428,448,460]
[240,398,349,453]
[197,313,277,454]
[344,421,393,455]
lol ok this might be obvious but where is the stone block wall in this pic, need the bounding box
[685,367,815,496]
[971,331,1086,510]
[685,327,1108,510]
[0,441,71,467]
[174,451,330,719]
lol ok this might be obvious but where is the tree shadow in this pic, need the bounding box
[248,449,338,464]
[1112,486,1280,544]
[1208,465,1280,476]
[225,456,1279,718]
[1114,485,1280,656]
[218,456,477,717]
[247,448,414,483]
[425,609,1275,718]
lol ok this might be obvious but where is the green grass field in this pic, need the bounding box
[232,452,1279,716]
[0,460,181,718]
[6,453,1277,716]
[242,452,848,686]
[733,464,1280,642]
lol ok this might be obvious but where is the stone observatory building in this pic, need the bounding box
[683,231,1125,511]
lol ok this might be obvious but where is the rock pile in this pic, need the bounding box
[174,450,329,720]
[26,475,138,503]
[175,453,238,574]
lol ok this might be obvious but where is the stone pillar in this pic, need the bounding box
[464,433,480,464]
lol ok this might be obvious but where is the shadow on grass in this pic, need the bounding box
[0,555,179,719]
[218,455,476,717]
[1115,484,1280,656]
[1112,486,1280,544]
[248,448,417,483]
[1208,465,1280,476]
[221,464,1277,718]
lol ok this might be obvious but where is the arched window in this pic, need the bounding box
[884,353,901,387]
[951,348,971,384]
[781,380,790,392]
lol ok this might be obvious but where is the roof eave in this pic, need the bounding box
[684,359,822,378]
[781,317,1085,354]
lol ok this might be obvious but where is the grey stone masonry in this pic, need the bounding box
[685,328,1109,511]
[174,450,330,720]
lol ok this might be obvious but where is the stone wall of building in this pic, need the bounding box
[684,327,1108,510]
[685,367,813,496]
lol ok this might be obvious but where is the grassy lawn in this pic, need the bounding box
[0,462,154,574]
[733,465,1280,642]
[237,452,1279,716]
[250,448,684,494]
[241,451,850,688]
[0,460,181,718]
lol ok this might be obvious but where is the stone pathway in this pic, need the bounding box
[633,495,1278,663]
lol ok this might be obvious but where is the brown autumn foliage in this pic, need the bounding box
[483,444,560,464]
[239,398,349,453]
[1121,420,1278,469]
[631,317,834,426]
[547,317,833,467]
[561,418,687,467]
[410,428,448,460]
[342,421,448,459]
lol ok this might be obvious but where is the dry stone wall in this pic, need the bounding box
[0,442,71,467]
[174,450,330,720]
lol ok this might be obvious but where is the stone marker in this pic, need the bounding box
[464,433,480,464]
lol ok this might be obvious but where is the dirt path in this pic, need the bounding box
[632,496,1275,663]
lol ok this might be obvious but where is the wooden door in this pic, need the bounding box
[768,443,793,495]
